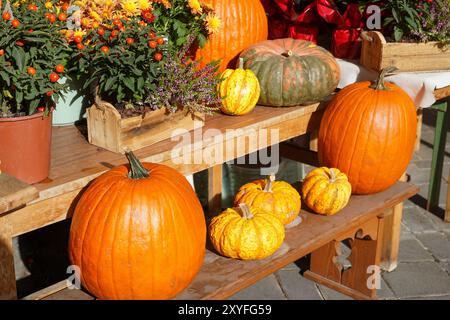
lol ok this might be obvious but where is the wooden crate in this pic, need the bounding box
[87,100,205,154]
[360,31,450,72]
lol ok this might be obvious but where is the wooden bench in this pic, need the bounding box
[0,103,414,300]
[22,181,418,300]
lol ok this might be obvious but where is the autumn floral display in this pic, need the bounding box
[0,0,71,117]
[65,0,222,116]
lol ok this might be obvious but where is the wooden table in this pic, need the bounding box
[0,103,413,300]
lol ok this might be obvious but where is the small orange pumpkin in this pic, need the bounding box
[234,174,301,225]
[302,167,352,216]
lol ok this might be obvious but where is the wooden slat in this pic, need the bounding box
[435,85,450,101]
[0,222,16,300]
[0,173,38,215]
[22,280,69,300]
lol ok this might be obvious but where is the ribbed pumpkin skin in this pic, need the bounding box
[209,206,285,260]
[318,81,417,194]
[68,163,206,300]
[302,167,352,216]
[195,0,268,73]
[234,175,301,225]
[219,67,260,116]
[240,38,340,107]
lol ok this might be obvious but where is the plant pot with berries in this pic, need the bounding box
[0,0,72,183]
[72,0,223,153]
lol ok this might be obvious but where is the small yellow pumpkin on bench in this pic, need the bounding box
[209,203,285,260]
[302,167,352,216]
[234,174,301,226]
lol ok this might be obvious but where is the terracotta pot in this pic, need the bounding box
[0,112,52,184]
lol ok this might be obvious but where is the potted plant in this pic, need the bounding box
[0,0,72,183]
[70,0,222,153]
[361,0,450,72]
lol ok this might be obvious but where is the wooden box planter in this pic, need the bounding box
[361,31,450,72]
[87,100,205,154]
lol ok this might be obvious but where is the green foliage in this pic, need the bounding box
[0,0,71,117]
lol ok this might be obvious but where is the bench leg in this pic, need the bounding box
[0,220,17,300]
[427,101,448,212]
[304,216,384,300]
[208,164,223,215]
[415,108,423,152]
[379,204,403,272]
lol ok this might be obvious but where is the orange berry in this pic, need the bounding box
[55,64,64,73]
[154,52,163,61]
[73,36,83,43]
[47,14,56,23]
[62,3,70,11]
[76,43,84,50]
[58,13,67,21]
[49,72,59,83]
[0,49,4,56]
[11,19,20,28]
[156,37,165,45]
[27,67,36,76]
[126,38,135,45]
[2,12,11,21]
[101,46,109,54]
[148,41,157,49]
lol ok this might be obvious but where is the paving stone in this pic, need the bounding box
[378,277,396,300]
[402,206,438,233]
[416,232,450,261]
[407,167,431,185]
[403,295,450,300]
[382,261,450,298]
[275,270,322,300]
[415,145,434,161]
[280,263,300,271]
[427,212,450,233]
[228,275,286,300]
[398,238,434,262]
[417,181,448,207]
[317,285,352,300]
[400,224,415,240]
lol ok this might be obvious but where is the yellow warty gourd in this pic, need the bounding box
[218,58,260,116]
[209,204,285,260]
[302,167,352,216]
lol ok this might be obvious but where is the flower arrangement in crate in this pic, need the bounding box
[66,0,223,153]
[361,0,450,72]
[0,0,73,183]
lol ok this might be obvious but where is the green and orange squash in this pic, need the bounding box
[239,38,340,107]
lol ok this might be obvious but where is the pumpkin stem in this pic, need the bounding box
[238,57,244,69]
[125,151,150,180]
[239,203,253,219]
[370,66,398,91]
[329,168,336,183]
[281,50,293,58]
[263,173,276,192]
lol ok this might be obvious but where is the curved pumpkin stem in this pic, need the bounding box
[239,203,253,219]
[264,173,276,192]
[281,50,293,58]
[125,151,150,180]
[237,57,244,69]
[329,168,336,183]
[370,66,398,91]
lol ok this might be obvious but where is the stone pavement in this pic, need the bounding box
[12,108,450,299]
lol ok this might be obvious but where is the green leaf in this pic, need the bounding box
[0,71,10,86]
[394,26,404,42]
[12,47,26,72]
[104,76,117,91]
[123,77,135,92]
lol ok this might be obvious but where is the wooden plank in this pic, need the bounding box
[0,173,38,215]
[0,221,17,300]
[435,85,450,101]
[42,288,95,300]
[176,182,418,300]
[22,280,69,300]
[279,143,319,167]
[380,205,403,272]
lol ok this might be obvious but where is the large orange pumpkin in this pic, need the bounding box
[68,152,206,300]
[318,67,417,194]
[195,0,268,72]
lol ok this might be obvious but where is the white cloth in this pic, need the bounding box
[337,59,450,108]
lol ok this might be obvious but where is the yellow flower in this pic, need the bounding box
[205,13,221,35]
[154,0,171,9]
[138,0,152,11]
[121,0,140,15]
[90,10,102,22]
[73,29,86,38]
[44,1,53,9]
[200,1,214,11]
[188,0,202,14]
